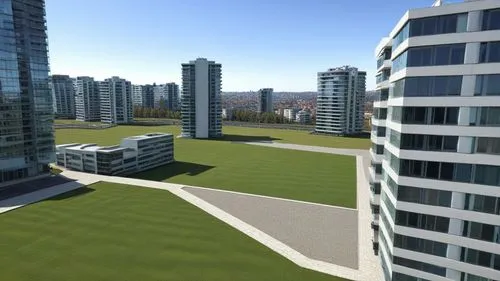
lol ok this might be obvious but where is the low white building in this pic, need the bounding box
[283,108,299,121]
[56,133,174,175]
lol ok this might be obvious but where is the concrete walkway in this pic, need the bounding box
[0,142,382,281]
[183,185,359,269]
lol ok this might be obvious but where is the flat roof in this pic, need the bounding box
[123,133,173,141]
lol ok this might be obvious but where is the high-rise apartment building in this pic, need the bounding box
[180,58,222,138]
[258,88,273,113]
[141,84,155,108]
[51,75,76,119]
[165,82,179,111]
[0,0,55,185]
[132,84,143,107]
[153,84,165,108]
[315,66,366,135]
[75,76,100,122]
[376,1,500,281]
[99,77,133,124]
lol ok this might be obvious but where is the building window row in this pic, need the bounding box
[393,256,446,277]
[392,13,468,50]
[392,43,465,73]
[475,74,500,96]
[395,210,450,234]
[391,76,462,98]
[389,130,458,152]
[461,248,500,271]
[391,106,458,125]
[394,234,448,257]
[372,125,387,137]
[399,158,500,187]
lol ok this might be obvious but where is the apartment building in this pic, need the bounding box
[165,82,179,111]
[142,84,155,108]
[315,66,366,135]
[51,75,76,119]
[296,110,311,124]
[0,0,55,185]
[75,76,100,122]
[56,133,174,176]
[132,84,143,107]
[99,77,133,124]
[180,58,222,138]
[258,88,273,113]
[377,1,500,281]
[284,108,299,121]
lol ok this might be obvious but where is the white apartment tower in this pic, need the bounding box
[180,58,222,138]
[99,77,133,124]
[258,88,273,113]
[75,76,100,122]
[132,84,143,107]
[315,66,366,135]
[377,1,500,281]
[51,74,76,119]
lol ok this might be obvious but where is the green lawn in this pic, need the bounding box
[56,126,356,207]
[0,182,346,281]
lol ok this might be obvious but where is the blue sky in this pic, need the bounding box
[46,0,432,91]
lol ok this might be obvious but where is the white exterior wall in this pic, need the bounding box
[378,2,500,281]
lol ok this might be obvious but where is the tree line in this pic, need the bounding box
[228,110,293,124]
[133,106,181,119]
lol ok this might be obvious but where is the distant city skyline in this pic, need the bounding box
[45,0,433,91]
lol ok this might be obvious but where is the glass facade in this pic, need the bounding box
[392,43,465,73]
[0,0,54,184]
[392,13,468,50]
[392,76,462,98]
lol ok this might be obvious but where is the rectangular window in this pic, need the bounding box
[476,137,500,155]
[474,165,500,186]
[482,9,500,31]
[479,41,500,63]
[475,74,500,96]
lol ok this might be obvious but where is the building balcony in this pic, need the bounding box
[369,166,382,183]
[370,191,380,206]
[370,148,384,163]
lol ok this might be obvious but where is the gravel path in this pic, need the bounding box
[183,186,359,269]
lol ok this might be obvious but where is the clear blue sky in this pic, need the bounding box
[46,0,432,91]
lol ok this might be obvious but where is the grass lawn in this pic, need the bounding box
[56,125,357,207]
[0,182,347,281]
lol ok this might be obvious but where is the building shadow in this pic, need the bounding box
[0,174,76,201]
[130,161,215,182]
[212,134,281,143]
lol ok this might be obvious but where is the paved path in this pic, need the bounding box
[184,186,358,268]
[0,142,382,281]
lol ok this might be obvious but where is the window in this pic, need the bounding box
[410,13,467,36]
[474,165,500,186]
[393,256,446,277]
[478,107,500,126]
[479,42,500,63]
[475,74,500,96]
[393,22,409,49]
[394,234,447,257]
[476,137,500,155]
[395,210,450,233]
[407,44,465,67]
[482,9,500,31]
[466,194,500,215]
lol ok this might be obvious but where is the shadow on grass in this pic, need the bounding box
[130,161,215,182]
[47,187,96,201]
[213,134,281,143]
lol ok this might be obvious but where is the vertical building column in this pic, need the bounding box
[467,11,482,32]
[446,192,465,279]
